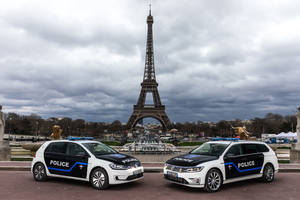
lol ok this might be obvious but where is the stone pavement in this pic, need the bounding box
[1,161,300,172]
[1,172,300,200]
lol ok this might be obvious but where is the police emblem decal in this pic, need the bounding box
[79,165,83,170]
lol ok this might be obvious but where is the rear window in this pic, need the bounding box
[256,144,269,152]
[242,144,258,154]
[45,142,67,154]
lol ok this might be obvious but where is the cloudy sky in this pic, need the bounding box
[0,0,300,123]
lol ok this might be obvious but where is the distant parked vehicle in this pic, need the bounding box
[160,136,173,141]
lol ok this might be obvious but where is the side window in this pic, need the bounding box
[45,142,67,154]
[226,144,242,156]
[67,143,88,156]
[242,144,258,154]
[257,144,269,152]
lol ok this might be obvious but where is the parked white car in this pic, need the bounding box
[31,137,144,189]
[164,139,278,192]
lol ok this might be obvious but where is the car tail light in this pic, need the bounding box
[33,152,36,158]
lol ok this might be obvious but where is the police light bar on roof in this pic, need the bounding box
[210,138,240,141]
[68,137,94,141]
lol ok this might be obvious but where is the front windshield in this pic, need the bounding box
[83,142,117,155]
[190,143,229,156]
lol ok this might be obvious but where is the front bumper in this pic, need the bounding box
[109,166,144,185]
[163,167,205,188]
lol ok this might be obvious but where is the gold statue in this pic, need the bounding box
[50,125,62,140]
[232,126,251,140]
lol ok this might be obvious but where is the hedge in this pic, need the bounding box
[100,141,122,146]
[177,142,204,146]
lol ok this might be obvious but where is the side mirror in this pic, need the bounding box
[224,153,235,160]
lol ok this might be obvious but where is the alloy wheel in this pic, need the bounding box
[265,165,274,181]
[92,171,105,188]
[33,163,47,181]
[207,171,221,191]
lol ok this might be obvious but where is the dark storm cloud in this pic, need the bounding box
[1,0,300,122]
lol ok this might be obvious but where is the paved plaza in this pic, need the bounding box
[0,172,299,200]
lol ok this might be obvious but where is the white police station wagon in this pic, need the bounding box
[164,138,278,192]
[31,137,144,189]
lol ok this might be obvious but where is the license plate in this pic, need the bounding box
[167,171,178,178]
[133,169,142,175]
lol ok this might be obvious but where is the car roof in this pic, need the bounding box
[208,140,267,145]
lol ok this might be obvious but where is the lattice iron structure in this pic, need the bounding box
[127,8,172,131]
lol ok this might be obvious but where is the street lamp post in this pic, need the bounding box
[36,121,39,141]
[8,117,12,141]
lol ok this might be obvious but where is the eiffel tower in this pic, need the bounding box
[127,7,171,131]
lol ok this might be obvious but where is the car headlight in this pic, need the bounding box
[181,166,204,173]
[165,164,172,170]
[109,163,130,170]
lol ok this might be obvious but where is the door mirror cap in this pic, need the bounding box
[224,153,235,159]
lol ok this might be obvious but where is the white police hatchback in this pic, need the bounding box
[31,137,144,189]
[164,138,278,192]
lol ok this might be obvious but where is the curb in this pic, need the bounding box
[278,168,300,173]
[1,166,300,173]
[0,166,31,171]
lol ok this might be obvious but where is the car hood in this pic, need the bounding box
[95,153,140,166]
[166,154,218,167]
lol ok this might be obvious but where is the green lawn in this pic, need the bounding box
[277,146,291,149]
[100,141,122,146]
[278,160,290,164]
[177,142,204,146]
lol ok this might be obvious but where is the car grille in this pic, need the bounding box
[165,164,184,172]
[126,173,143,180]
[128,161,141,168]
[164,174,189,184]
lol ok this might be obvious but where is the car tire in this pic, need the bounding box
[204,169,223,192]
[90,168,109,190]
[261,163,275,182]
[33,163,48,181]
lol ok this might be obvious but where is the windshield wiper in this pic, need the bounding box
[95,152,112,155]
[191,152,208,156]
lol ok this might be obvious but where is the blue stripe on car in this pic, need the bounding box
[224,162,262,173]
[48,162,87,172]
